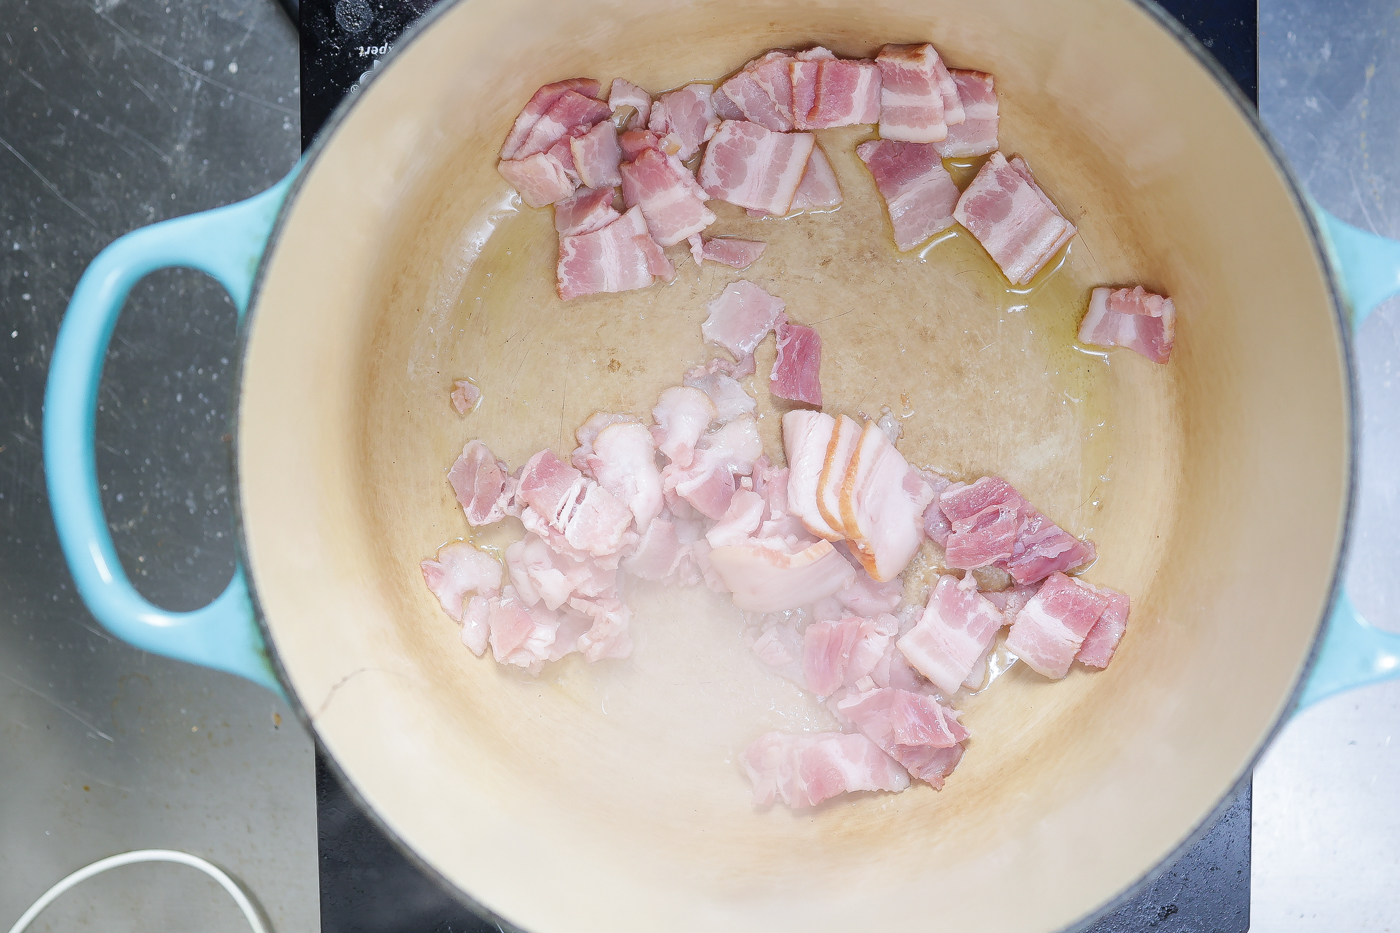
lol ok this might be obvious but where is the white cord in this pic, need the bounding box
[6,849,269,933]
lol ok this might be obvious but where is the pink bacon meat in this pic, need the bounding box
[698,120,816,216]
[707,539,856,612]
[1075,587,1131,669]
[897,574,1004,695]
[1005,571,1111,679]
[1079,285,1177,364]
[940,476,1094,584]
[569,120,622,189]
[802,614,898,696]
[420,541,503,623]
[553,187,620,236]
[701,280,787,361]
[876,43,958,143]
[648,83,719,160]
[805,57,882,129]
[620,147,716,247]
[954,151,1077,285]
[500,78,602,161]
[935,70,999,158]
[770,321,822,406]
[741,731,910,808]
[689,236,768,270]
[788,144,843,212]
[497,152,576,209]
[607,77,652,131]
[450,379,480,414]
[513,90,612,160]
[719,50,797,131]
[447,439,513,526]
[837,687,969,789]
[782,410,842,541]
[857,139,961,251]
[556,206,674,301]
[841,421,937,582]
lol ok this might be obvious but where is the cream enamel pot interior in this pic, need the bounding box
[44,0,1400,930]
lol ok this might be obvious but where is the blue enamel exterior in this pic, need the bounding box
[43,169,298,695]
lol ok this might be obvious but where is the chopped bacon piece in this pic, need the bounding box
[683,364,756,423]
[691,236,768,270]
[708,539,856,612]
[487,589,559,674]
[447,440,512,526]
[500,78,602,160]
[802,614,897,696]
[517,449,586,529]
[450,379,480,414]
[801,58,882,129]
[648,84,719,159]
[1006,507,1096,586]
[781,410,842,540]
[505,533,617,612]
[857,139,960,251]
[497,152,577,209]
[935,70,999,158]
[705,488,767,548]
[1075,587,1131,668]
[984,581,1039,625]
[651,385,717,468]
[940,476,1024,570]
[897,574,1004,695]
[770,321,822,406]
[876,44,951,142]
[701,280,786,360]
[836,565,904,616]
[618,129,667,160]
[420,541,503,622]
[954,151,1077,285]
[571,411,635,473]
[1005,571,1111,679]
[698,120,816,216]
[741,731,910,808]
[837,687,968,787]
[620,147,715,247]
[553,187,620,237]
[622,517,687,581]
[557,206,673,300]
[460,596,491,656]
[590,422,664,530]
[788,145,843,212]
[563,483,634,557]
[711,86,745,121]
[514,90,612,159]
[1079,286,1176,364]
[569,120,622,189]
[840,422,937,582]
[817,414,861,537]
[608,78,652,131]
[719,50,797,131]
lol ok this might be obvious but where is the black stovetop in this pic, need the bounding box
[301,3,1256,930]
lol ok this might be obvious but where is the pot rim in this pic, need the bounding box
[229,1,1359,929]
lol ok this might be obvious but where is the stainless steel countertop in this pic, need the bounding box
[0,1,1395,930]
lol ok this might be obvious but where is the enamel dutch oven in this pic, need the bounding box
[43,0,1400,930]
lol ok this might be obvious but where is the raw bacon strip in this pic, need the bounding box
[790,56,822,131]
[562,483,634,558]
[954,152,1078,285]
[500,78,602,160]
[817,414,861,537]
[840,421,938,582]
[704,488,767,548]
[1075,587,1131,669]
[897,574,1004,695]
[569,120,623,189]
[741,731,910,808]
[619,129,668,160]
[590,422,664,530]
[487,588,559,674]
[505,533,617,612]
[789,144,843,212]
[837,688,968,788]
[448,440,513,526]
[553,187,620,236]
[701,280,786,359]
[1078,286,1176,364]
[684,362,756,423]
[934,70,999,158]
[803,58,882,129]
[450,379,480,414]
[420,541,503,622]
[648,84,719,160]
[769,321,822,406]
[802,615,897,696]
[620,147,716,247]
[608,78,652,131]
[1005,506,1096,585]
[698,120,817,216]
[514,90,613,159]
[557,206,673,301]
[1005,571,1111,678]
[517,449,586,530]
[708,539,856,612]
[940,476,1025,570]
[497,152,576,209]
[781,410,842,540]
[572,411,635,472]
[876,44,949,143]
[651,385,717,468]
[692,236,768,270]
[857,139,960,251]
[720,50,797,131]
[712,86,745,121]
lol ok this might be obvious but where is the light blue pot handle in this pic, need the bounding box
[1298,205,1400,708]
[43,167,300,696]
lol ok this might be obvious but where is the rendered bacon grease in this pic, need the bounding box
[426,39,1181,811]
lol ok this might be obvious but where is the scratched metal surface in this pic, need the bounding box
[1254,0,1400,928]
[0,1,315,931]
